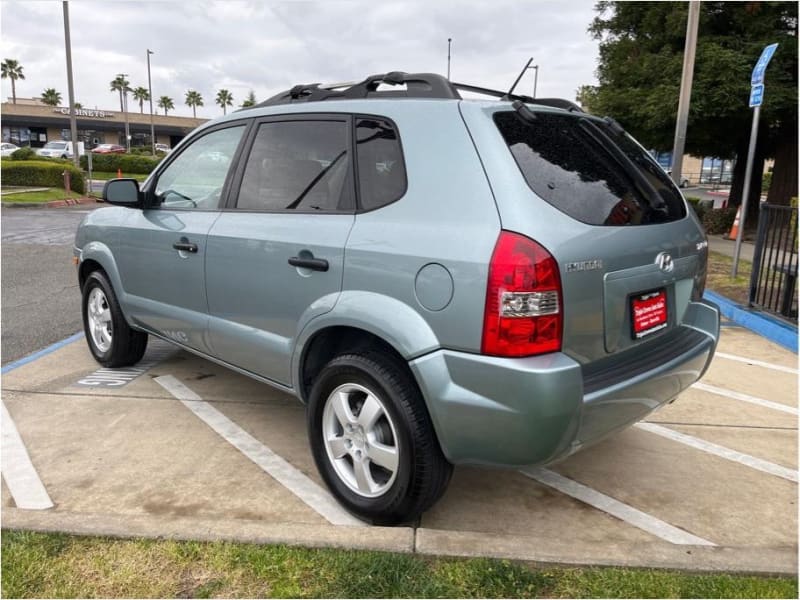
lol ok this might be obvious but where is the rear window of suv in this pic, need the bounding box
[494,111,686,226]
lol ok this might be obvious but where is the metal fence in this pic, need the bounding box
[749,204,798,322]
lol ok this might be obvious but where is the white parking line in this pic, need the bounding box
[1,402,54,510]
[520,467,716,546]
[154,375,365,528]
[636,422,798,483]
[714,352,798,375]
[692,382,798,415]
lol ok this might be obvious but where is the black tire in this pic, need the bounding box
[81,270,147,367]
[307,351,452,525]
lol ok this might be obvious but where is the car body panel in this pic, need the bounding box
[206,212,355,385]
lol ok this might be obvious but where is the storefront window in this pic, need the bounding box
[2,127,31,146]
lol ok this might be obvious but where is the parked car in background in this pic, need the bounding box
[37,140,85,159]
[0,142,20,157]
[75,71,719,525]
[155,143,171,153]
[665,168,690,188]
[92,144,126,154]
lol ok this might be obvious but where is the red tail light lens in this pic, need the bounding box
[482,231,563,357]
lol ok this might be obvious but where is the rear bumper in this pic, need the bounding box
[409,299,719,467]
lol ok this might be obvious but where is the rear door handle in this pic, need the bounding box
[173,238,198,253]
[288,256,329,272]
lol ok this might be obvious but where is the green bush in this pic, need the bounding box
[80,153,161,174]
[701,207,738,234]
[1,160,86,192]
[685,196,713,221]
[761,171,772,193]
[9,147,37,161]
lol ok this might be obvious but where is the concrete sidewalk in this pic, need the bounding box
[708,234,755,263]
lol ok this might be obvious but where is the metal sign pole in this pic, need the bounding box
[731,106,761,277]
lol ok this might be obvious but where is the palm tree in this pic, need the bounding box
[241,90,257,108]
[109,75,130,112]
[184,89,203,118]
[74,102,83,109]
[216,89,233,115]
[157,95,174,116]
[132,86,150,113]
[1,58,25,104]
[40,88,62,107]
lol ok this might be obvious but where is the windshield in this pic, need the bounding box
[493,111,686,226]
[44,142,68,149]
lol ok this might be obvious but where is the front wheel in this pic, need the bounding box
[307,352,452,525]
[82,270,147,367]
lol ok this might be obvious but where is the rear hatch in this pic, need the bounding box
[484,106,707,365]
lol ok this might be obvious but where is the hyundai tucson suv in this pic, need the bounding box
[74,72,719,524]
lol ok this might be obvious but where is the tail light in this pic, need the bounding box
[482,231,563,357]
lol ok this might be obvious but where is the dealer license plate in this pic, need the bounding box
[631,289,668,339]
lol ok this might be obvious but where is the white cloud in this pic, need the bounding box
[0,0,599,118]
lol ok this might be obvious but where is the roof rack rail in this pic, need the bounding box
[451,82,584,113]
[250,71,584,113]
[257,72,460,107]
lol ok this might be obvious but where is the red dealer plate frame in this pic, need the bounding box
[630,289,668,339]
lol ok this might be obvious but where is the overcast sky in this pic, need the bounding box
[0,0,600,119]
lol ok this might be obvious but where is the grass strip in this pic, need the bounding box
[89,171,148,181]
[0,188,80,203]
[2,531,796,598]
[706,250,753,306]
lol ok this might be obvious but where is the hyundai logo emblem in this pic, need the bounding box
[655,252,674,273]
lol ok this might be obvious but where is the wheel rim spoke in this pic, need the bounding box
[352,457,375,494]
[366,440,398,473]
[331,391,356,427]
[327,435,349,459]
[98,308,111,324]
[357,394,383,430]
[87,288,112,352]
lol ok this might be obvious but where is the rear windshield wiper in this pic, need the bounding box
[577,118,667,216]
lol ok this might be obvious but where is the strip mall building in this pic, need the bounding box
[1,98,208,150]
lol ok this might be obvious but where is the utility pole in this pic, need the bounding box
[670,0,700,188]
[62,1,79,168]
[447,38,452,80]
[147,49,155,155]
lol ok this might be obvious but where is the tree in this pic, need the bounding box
[40,88,62,107]
[109,75,131,113]
[132,86,150,113]
[216,89,233,115]
[157,95,174,116]
[241,90,257,108]
[74,102,83,109]
[1,58,25,104]
[586,1,798,213]
[185,89,203,118]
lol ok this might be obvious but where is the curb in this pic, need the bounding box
[703,290,798,353]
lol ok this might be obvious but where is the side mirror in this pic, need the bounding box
[103,178,142,207]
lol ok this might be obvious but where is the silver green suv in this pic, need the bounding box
[75,72,719,524]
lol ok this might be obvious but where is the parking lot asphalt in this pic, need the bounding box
[1,325,797,574]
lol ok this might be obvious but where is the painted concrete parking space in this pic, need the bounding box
[2,324,797,574]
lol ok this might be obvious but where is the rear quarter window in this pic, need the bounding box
[493,111,686,226]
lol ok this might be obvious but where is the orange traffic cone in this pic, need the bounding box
[117,168,122,178]
[728,206,741,240]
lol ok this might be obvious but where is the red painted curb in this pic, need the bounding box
[45,197,100,208]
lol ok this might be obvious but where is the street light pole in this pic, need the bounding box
[62,1,79,168]
[118,72,130,151]
[447,38,452,80]
[532,64,539,98]
[670,0,701,188]
[147,49,155,155]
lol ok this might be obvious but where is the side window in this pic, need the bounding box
[236,120,351,212]
[154,125,245,209]
[355,117,406,211]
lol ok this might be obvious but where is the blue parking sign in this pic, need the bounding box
[749,84,764,108]
[751,43,779,86]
